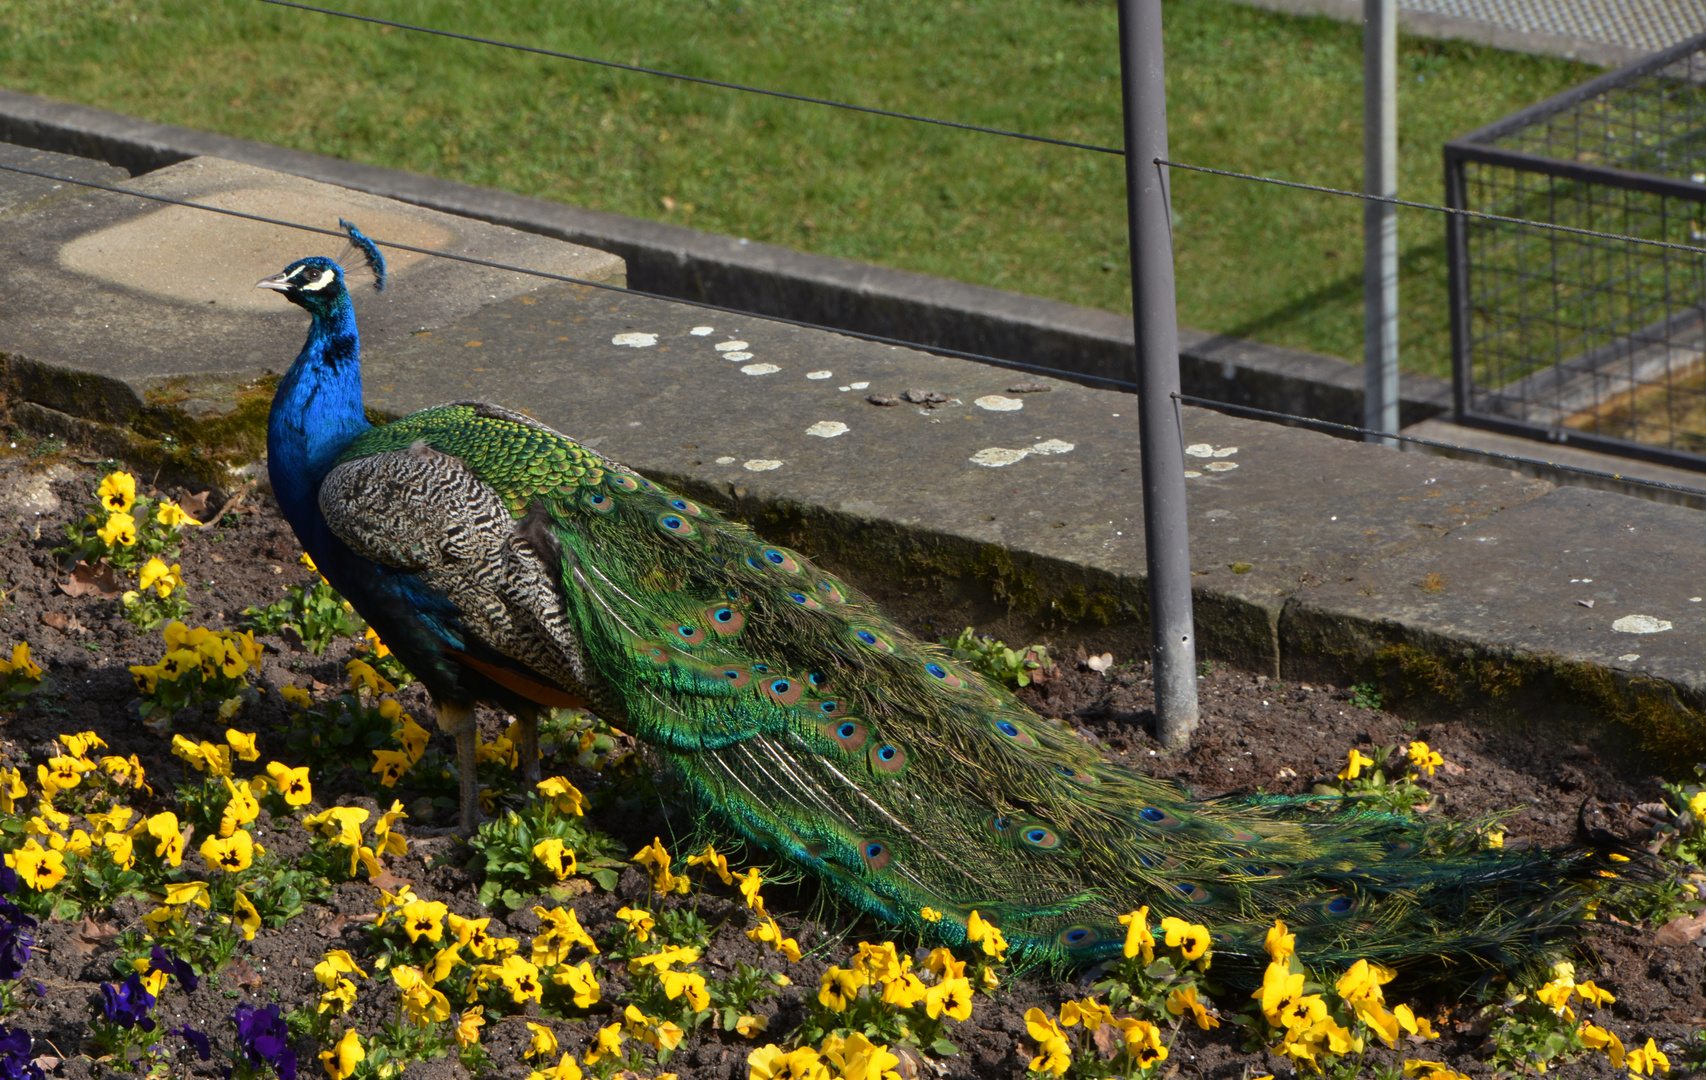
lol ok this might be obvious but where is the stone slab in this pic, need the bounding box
[0,142,128,222]
[0,155,624,423]
[1285,486,1706,750]
[1401,416,1706,512]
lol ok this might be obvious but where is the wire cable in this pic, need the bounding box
[255,0,1126,157]
[1173,393,1706,499]
[14,160,1702,498]
[1160,158,1706,257]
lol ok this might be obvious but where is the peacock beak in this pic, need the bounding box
[255,272,294,293]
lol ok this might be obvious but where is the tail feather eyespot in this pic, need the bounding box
[869,742,906,774]
[607,474,640,492]
[851,628,896,654]
[584,491,615,514]
[705,606,746,635]
[761,677,804,706]
[669,623,707,646]
[1058,926,1105,950]
[657,513,697,538]
[1136,807,1185,830]
[923,661,964,689]
[758,548,801,573]
[859,839,893,872]
[1019,824,1063,850]
[821,719,868,752]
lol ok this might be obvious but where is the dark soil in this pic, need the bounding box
[0,446,1695,1079]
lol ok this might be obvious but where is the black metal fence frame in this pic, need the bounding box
[1445,28,1706,472]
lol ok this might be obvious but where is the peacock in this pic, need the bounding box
[258,224,1620,983]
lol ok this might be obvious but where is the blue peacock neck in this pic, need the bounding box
[267,291,372,553]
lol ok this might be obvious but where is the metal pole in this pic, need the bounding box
[1363,0,1400,444]
[1117,0,1198,750]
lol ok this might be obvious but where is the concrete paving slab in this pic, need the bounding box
[0,143,128,222]
[1401,417,1706,511]
[0,155,623,427]
[1286,485,1706,754]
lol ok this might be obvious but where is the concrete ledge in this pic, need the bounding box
[1227,0,1648,68]
[0,87,1451,432]
[1401,417,1706,512]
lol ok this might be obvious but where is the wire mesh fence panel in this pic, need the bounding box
[1447,31,1706,469]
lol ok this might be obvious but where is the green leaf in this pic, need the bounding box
[930,1038,960,1056]
[589,868,618,892]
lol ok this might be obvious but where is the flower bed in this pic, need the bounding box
[0,447,1694,1080]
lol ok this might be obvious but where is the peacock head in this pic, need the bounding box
[255,257,351,319]
[255,219,387,320]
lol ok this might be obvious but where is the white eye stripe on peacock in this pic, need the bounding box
[299,269,338,291]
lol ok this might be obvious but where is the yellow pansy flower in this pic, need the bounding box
[4,839,64,891]
[97,511,136,547]
[318,1028,364,1080]
[97,472,136,513]
[1339,747,1375,780]
[200,830,254,872]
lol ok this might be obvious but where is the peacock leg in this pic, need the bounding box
[515,707,541,786]
[434,698,482,836]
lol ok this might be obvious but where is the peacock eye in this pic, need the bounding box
[1328,896,1354,914]
[771,679,791,695]
[1065,928,1089,943]
[1059,765,1076,777]
[677,626,697,638]
[669,499,688,510]
[877,745,896,761]
[1139,808,1165,822]
[723,669,742,680]
[765,550,786,564]
[714,608,734,622]
[788,592,808,604]
[856,631,877,645]
[865,843,883,858]
[1025,828,1047,843]
[997,722,1020,737]
[590,494,606,505]
[925,663,947,678]
[837,722,856,737]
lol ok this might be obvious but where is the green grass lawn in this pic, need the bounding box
[0,0,1592,378]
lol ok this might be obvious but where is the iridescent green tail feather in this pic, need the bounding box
[333,403,1618,986]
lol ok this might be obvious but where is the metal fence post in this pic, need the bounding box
[1363,0,1400,444]
[1117,0,1199,750]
